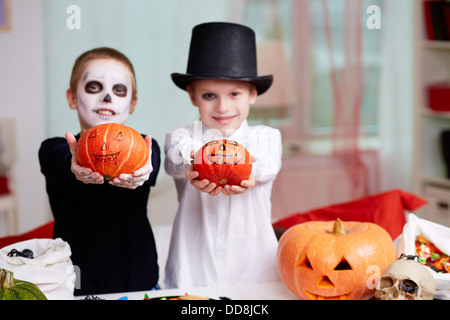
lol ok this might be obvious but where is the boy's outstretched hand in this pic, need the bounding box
[65,132,153,189]
[222,174,255,196]
[185,151,256,196]
[186,165,223,196]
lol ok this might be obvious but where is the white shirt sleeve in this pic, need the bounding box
[244,126,282,184]
[164,126,204,179]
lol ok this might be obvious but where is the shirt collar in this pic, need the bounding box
[200,120,248,143]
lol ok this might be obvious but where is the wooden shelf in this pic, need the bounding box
[420,176,450,188]
[413,0,450,227]
[421,108,450,120]
[422,40,450,50]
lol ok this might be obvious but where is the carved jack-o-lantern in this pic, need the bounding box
[193,139,251,186]
[277,219,396,300]
[76,123,148,180]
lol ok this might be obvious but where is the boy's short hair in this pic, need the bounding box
[69,47,137,98]
[187,79,257,94]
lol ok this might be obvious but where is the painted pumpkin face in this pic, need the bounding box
[277,219,396,300]
[76,123,148,180]
[193,139,251,186]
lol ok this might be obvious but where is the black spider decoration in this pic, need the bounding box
[7,248,34,259]
[398,253,419,261]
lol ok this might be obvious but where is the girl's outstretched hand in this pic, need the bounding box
[65,132,104,184]
[109,135,153,189]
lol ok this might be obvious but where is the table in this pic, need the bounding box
[80,281,299,300]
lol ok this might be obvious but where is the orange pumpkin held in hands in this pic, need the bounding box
[76,123,149,181]
[277,218,396,300]
[193,139,251,186]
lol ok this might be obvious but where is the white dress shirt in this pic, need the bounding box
[164,120,282,289]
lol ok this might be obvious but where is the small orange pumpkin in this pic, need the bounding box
[193,139,251,186]
[76,123,148,180]
[277,219,396,300]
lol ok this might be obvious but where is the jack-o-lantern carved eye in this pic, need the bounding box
[333,258,353,271]
[297,254,313,270]
[205,140,243,165]
[297,255,353,272]
[88,129,98,139]
[115,132,123,141]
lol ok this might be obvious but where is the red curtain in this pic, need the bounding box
[273,189,427,240]
[322,0,370,198]
[271,0,380,221]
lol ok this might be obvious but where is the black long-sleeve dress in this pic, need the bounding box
[39,133,160,296]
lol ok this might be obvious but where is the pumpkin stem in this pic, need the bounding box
[0,268,14,290]
[332,218,346,235]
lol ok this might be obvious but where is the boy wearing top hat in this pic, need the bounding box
[164,22,282,289]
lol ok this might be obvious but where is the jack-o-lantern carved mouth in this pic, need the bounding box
[92,152,120,165]
[207,152,243,165]
[304,291,353,300]
[303,274,353,300]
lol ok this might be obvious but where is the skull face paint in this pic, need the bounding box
[77,59,134,129]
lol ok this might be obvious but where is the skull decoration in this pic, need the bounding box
[375,256,436,300]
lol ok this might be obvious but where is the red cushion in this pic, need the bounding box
[0,176,10,195]
[0,221,54,249]
[272,189,427,240]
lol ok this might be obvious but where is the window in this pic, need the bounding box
[243,0,384,153]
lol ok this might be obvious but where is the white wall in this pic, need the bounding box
[0,0,50,236]
[0,0,231,237]
[0,0,416,239]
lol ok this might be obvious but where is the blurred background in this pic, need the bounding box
[1,0,432,238]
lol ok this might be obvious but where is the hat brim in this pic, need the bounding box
[171,73,273,96]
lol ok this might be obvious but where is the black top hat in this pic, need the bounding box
[171,22,273,95]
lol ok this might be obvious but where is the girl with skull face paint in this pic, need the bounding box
[39,47,161,296]
[69,57,136,134]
